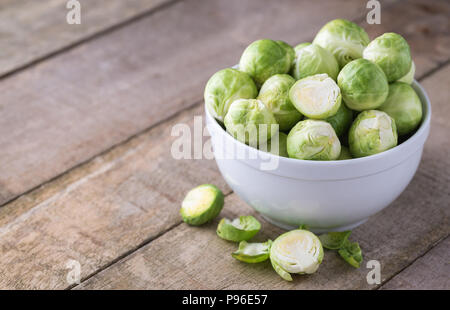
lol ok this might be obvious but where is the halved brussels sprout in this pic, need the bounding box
[217,216,261,242]
[260,132,289,157]
[224,99,278,146]
[287,119,341,160]
[313,19,370,69]
[257,74,302,131]
[363,32,412,82]
[289,74,341,119]
[397,61,415,84]
[204,68,258,122]
[338,59,389,111]
[232,240,272,263]
[239,39,292,87]
[276,40,295,71]
[338,240,363,268]
[319,231,351,249]
[337,146,352,160]
[180,184,224,226]
[270,229,324,281]
[325,101,353,137]
[291,43,339,81]
[349,110,398,158]
[379,82,422,136]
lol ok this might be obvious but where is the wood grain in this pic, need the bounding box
[0,0,403,206]
[0,0,174,77]
[380,237,449,290]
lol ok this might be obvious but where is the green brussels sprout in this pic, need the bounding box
[349,110,398,158]
[319,231,351,250]
[313,19,370,69]
[239,39,292,87]
[232,240,272,263]
[180,184,224,226]
[257,74,302,131]
[204,68,258,122]
[270,229,324,281]
[217,216,261,242]
[291,43,339,81]
[337,146,352,160]
[276,40,295,70]
[224,99,278,146]
[378,82,423,136]
[260,132,289,157]
[287,119,341,160]
[325,101,353,137]
[289,74,341,119]
[363,32,412,82]
[338,59,389,111]
[338,239,363,268]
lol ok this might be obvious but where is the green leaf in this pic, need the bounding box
[270,258,292,281]
[232,240,272,263]
[338,240,363,268]
[319,231,351,250]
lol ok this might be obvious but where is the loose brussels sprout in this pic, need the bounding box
[239,39,292,87]
[325,102,353,137]
[337,146,352,160]
[289,74,341,119]
[319,231,351,249]
[287,119,341,160]
[313,19,370,69]
[260,132,289,157]
[180,184,224,226]
[217,216,261,242]
[349,110,398,158]
[257,74,302,131]
[224,99,278,146]
[291,43,339,81]
[270,229,324,281]
[338,240,363,268]
[276,40,295,71]
[397,60,415,84]
[338,59,389,111]
[232,240,272,263]
[379,82,423,136]
[204,68,258,122]
[363,32,412,82]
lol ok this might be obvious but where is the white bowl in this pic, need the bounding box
[205,81,431,233]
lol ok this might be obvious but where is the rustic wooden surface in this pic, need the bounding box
[0,0,449,290]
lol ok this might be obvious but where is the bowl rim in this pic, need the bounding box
[205,79,431,168]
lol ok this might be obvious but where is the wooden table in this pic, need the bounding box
[0,0,448,290]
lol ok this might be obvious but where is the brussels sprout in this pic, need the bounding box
[287,119,341,160]
[338,59,389,111]
[224,99,278,146]
[257,74,302,131]
[289,74,341,119]
[325,102,353,137]
[276,40,295,70]
[217,216,261,242]
[363,32,412,82]
[204,68,258,122]
[291,43,339,81]
[294,42,311,53]
[232,240,272,263]
[349,110,398,158]
[338,240,363,268]
[313,19,370,69]
[180,184,224,226]
[260,132,289,157]
[270,229,324,280]
[337,146,352,160]
[319,231,351,250]
[239,39,292,87]
[397,60,415,84]
[379,82,422,136]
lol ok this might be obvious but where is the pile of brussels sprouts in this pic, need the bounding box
[205,19,422,160]
[180,184,362,281]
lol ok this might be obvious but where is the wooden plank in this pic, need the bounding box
[0,0,174,77]
[380,237,449,290]
[77,64,450,289]
[0,0,408,205]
